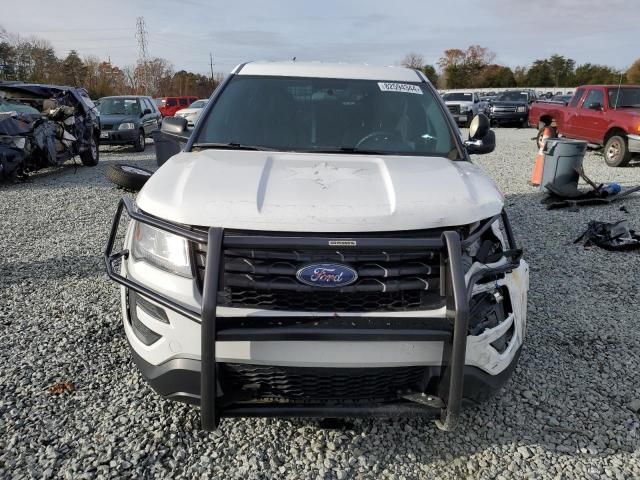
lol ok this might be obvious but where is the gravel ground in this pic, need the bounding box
[1,131,640,479]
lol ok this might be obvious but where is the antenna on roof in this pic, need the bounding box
[614,72,623,110]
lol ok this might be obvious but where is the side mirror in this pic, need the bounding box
[161,116,188,136]
[465,114,495,155]
[143,108,152,115]
[469,113,490,140]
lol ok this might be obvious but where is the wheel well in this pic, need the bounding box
[604,127,627,145]
[538,115,553,128]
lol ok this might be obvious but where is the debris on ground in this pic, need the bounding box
[574,220,640,251]
[47,381,76,395]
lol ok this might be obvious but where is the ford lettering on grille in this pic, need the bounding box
[296,263,358,288]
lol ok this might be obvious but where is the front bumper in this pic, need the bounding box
[129,345,522,415]
[105,197,526,431]
[99,129,138,144]
[490,111,528,124]
[628,134,640,153]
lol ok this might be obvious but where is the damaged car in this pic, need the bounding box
[105,61,529,432]
[0,82,100,180]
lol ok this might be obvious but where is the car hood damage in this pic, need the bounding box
[137,149,504,232]
[0,83,98,180]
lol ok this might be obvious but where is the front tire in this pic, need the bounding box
[604,135,631,167]
[80,133,99,166]
[133,130,146,152]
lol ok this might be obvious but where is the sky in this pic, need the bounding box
[4,0,639,75]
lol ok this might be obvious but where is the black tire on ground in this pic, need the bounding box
[604,135,632,167]
[80,133,99,166]
[106,164,153,191]
[133,130,146,152]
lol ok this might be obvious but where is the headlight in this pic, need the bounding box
[516,106,527,113]
[118,123,135,130]
[460,105,469,112]
[130,222,192,277]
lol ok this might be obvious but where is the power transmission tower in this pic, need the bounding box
[209,52,214,82]
[135,16,149,94]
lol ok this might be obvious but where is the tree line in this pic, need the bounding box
[2,24,639,97]
[403,46,640,89]
[0,25,222,99]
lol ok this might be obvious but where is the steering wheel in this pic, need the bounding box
[354,130,403,149]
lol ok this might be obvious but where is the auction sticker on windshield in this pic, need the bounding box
[378,82,423,94]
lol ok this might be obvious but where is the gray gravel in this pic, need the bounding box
[2,131,640,479]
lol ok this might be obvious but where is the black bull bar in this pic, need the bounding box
[104,196,519,431]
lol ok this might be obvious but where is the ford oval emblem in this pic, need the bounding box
[296,263,358,288]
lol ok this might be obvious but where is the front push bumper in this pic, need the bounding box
[105,197,523,431]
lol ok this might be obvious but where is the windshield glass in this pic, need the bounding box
[608,87,640,108]
[196,76,457,157]
[0,99,40,115]
[495,91,529,102]
[189,100,207,108]
[97,97,141,115]
[442,92,473,101]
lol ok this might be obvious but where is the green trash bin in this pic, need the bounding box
[540,138,588,192]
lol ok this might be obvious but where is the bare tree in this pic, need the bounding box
[401,53,425,70]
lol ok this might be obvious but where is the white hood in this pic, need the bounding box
[137,150,503,232]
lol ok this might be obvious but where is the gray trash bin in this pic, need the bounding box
[540,138,588,192]
[152,130,186,167]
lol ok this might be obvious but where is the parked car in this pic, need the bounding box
[105,61,529,431]
[0,82,100,179]
[442,91,483,127]
[489,90,537,127]
[157,96,198,117]
[550,94,573,105]
[528,84,640,166]
[174,99,208,126]
[96,95,161,152]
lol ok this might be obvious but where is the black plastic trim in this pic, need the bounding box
[129,346,522,415]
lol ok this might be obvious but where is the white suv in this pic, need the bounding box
[105,61,529,431]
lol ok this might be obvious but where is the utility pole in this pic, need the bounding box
[209,52,214,82]
[135,16,149,94]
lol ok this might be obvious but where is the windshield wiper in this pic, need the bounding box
[305,146,392,155]
[191,142,276,151]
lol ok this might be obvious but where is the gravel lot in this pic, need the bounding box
[2,131,640,479]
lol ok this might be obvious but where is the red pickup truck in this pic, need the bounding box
[528,85,640,166]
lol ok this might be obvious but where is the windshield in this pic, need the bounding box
[495,91,529,102]
[608,87,640,108]
[155,98,165,106]
[189,100,207,108]
[97,97,141,116]
[0,99,40,115]
[442,92,473,102]
[195,76,457,157]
